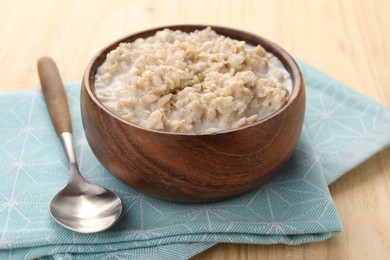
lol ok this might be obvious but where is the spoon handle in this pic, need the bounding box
[38,57,72,136]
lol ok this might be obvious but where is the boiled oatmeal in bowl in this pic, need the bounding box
[94,27,292,134]
[81,25,305,202]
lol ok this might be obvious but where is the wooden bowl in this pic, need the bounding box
[80,25,305,202]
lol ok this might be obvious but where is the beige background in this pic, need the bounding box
[1,0,389,259]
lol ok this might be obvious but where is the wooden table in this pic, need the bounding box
[1,0,389,259]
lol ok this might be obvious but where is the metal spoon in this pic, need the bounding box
[38,57,122,233]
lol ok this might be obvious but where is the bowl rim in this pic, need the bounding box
[83,24,304,136]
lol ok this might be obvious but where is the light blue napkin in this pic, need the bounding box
[0,59,389,259]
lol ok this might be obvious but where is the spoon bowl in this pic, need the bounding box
[38,57,122,233]
[49,180,122,233]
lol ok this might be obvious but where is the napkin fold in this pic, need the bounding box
[0,59,389,260]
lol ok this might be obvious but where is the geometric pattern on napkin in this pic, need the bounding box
[1,59,389,259]
[0,85,339,258]
[298,60,390,184]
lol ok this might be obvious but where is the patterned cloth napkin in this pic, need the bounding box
[1,59,389,259]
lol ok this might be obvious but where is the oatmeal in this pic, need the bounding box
[95,27,291,133]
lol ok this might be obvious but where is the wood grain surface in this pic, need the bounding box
[1,0,389,259]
